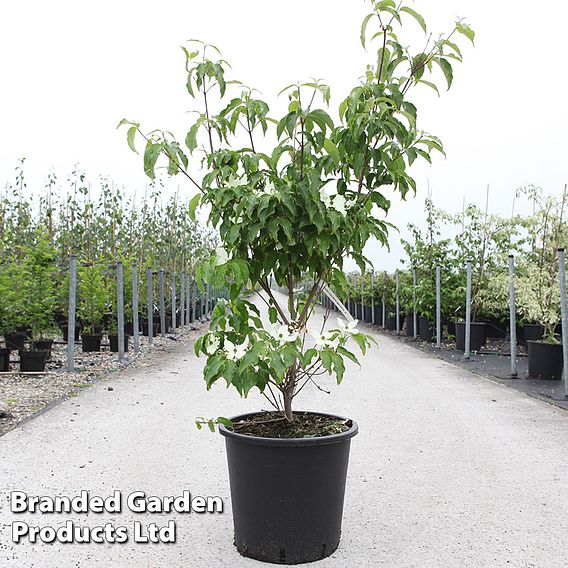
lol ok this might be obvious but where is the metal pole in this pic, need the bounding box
[67,255,77,372]
[360,273,365,322]
[382,273,386,330]
[159,269,166,338]
[464,260,472,359]
[558,249,568,397]
[147,268,154,346]
[508,255,517,377]
[132,265,140,354]
[413,267,418,340]
[395,270,400,336]
[180,270,185,329]
[347,284,351,315]
[117,261,125,363]
[172,271,177,334]
[205,283,210,319]
[436,265,442,349]
[371,270,375,325]
[186,272,191,325]
[192,276,198,323]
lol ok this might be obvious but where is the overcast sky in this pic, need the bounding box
[1,0,567,271]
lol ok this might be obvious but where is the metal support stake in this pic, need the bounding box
[172,271,177,334]
[180,271,185,329]
[186,273,191,325]
[360,273,365,322]
[413,267,418,340]
[508,255,518,377]
[159,269,166,338]
[117,261,125,363]
[395,270,400,336]
[464,260,472,359]
[382,273,386,329]
[132,265,140,354]
[558,249,568,397]
[67,255,77,372]
[192,276,197,323]
[371,270,375,325]
[436,265,442,349]
[147,268,154,346]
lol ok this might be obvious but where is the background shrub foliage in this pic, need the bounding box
[0,160,217,339]
[123,0,474,421]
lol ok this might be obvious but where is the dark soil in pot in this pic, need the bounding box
[33,339,54,360]
[109,334,129,352]
[455,321,486,351]
[523,324,544,342]
[81,333,102,352]
[220,411,358,565]
[0,348,10,371]
[419,316,433,342]
[19,350,48,372]
[527,340,563,379]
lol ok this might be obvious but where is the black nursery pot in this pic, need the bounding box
[455,321,486,351]
[19,350,48,372]
[81,333,102,352]
[364,305,373,323]
[373,306,383,326]
[33,339,54,360]
[109,334,129,353]
[404,314,414,337]
[527,340,563,380]
[61,323,82,342]
[220,412,358,565]
[385,315,397,330]
[0,348,10,372]
[523,324,544,342]
[419,316,433,342]
[141,321,159,337]
[4,332,26,352]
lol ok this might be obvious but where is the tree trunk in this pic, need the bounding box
[283,389,294,423]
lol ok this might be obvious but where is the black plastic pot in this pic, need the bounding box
[81,333,102,352]
[141,321,159,337]
[385,315,397,330]
[16,325,33,340]
[419,316,433,342]
[373,306,383,326]
[33,339,54,360]
[483,318,507,339]
[109,334,129,352]
[19,350,48,372]
[61,323,82,342]
[446,321,456,337]
[4,332,26,352]
[527,340,563,379]
[523,324,544,342]
[455,322,486,351]
[404,314,414,337]
[220,412,358,565]
[364,305,373,323]
[0,348,10,371]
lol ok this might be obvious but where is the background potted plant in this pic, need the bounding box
[516,186,566,379]
[122,1,473,562]
[77,263,108,352]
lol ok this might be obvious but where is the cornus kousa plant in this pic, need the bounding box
[121,1,474,423]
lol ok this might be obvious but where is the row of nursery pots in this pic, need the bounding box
[341,302,564,381]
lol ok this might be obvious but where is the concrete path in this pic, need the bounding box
[1,293,567,567]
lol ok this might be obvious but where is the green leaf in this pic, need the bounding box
[360,13,375,48]
[268,306,278,324]
[126,126,138,153]
[456,21,475,45]
[323,139,340,165]
[400,6,427,33]
[217,417,234,429]
[189,193,201,221]
[436,57,453,89]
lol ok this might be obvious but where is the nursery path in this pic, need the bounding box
[1,292,568,568]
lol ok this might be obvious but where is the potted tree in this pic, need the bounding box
[516,186,566,379]
[19,232,58,371]
[77,263,108,352]
[122,1,473,562]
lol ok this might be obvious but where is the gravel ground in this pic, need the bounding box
[1,297,568,567]
[0,326,207,437]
